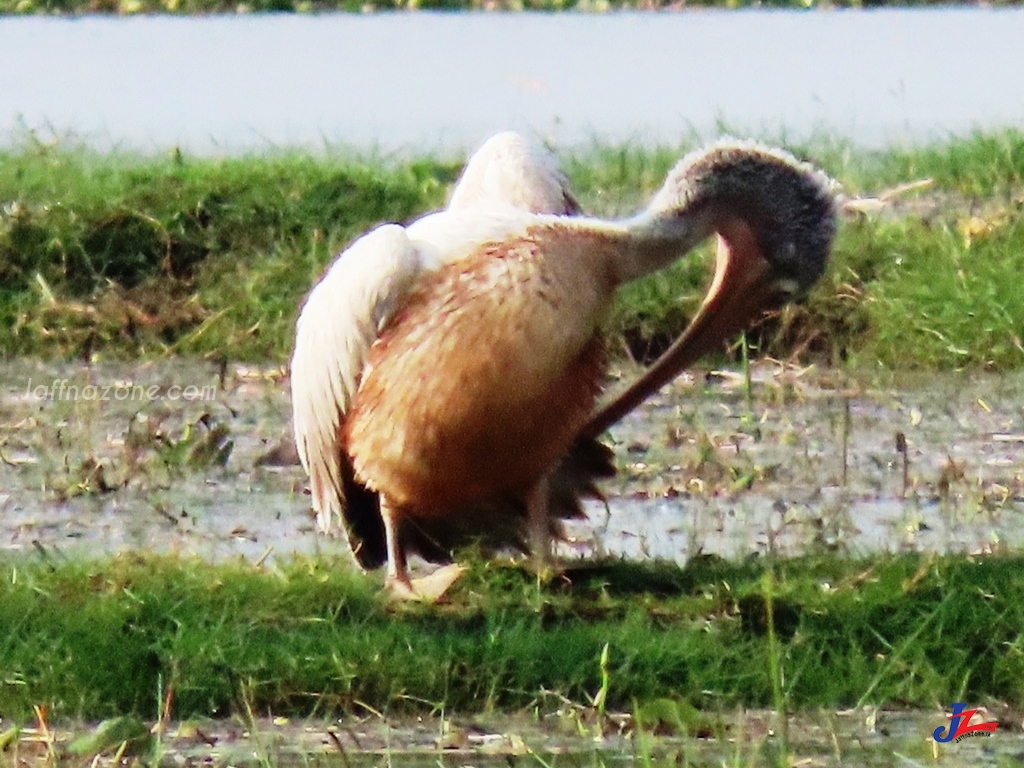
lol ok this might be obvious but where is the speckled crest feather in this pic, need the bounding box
[650,139,838,293]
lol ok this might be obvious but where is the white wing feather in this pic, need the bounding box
[448,131,576,215]
[290,223,421,533]
[290,131,577,549]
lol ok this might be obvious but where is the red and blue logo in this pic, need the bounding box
[933,703,999,743]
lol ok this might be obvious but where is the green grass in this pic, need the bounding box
[847,129,1024,197]
[1,552,1022,723]
[2,130,1024,368]
[0,141,455,359]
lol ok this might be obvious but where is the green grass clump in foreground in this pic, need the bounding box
[1,552,1023,723]
[2,129,1024,368]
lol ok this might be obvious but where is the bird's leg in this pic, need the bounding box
[526,474,553,575]
[381,497,465,602]
[380,497,417,600]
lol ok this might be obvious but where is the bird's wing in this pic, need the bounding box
[290,223,422,565]
[294,133,582,569]
[448,130,580,216]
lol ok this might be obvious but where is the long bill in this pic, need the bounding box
[583,218,780,439]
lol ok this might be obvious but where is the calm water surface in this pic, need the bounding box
[2,9,1023,155]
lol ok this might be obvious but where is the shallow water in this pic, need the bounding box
[2,10,1024,154]
[2,359,1023,567]
[16,708,1024,767]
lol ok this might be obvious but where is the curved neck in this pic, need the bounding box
[607,209,717,287]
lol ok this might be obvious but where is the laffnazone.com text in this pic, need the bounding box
[24,379,218,403]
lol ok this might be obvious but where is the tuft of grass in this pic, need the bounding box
[1,552,1023,724]
[3,130,1024,368]
[863,218,1024,368]
[0,140,454,359]
[872,129,1024,198]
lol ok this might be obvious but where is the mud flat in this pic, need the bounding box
[3,359,1022,566]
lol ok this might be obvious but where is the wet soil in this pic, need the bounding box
[11,707,1024,767]
[2,359,1024,566]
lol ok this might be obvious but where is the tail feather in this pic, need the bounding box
[339,459,388,570]
[396,435,617,564]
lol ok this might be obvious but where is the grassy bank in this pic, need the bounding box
[2,130,1023,369]
[1,552,1022,724]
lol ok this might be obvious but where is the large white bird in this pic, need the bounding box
[291,132,586,594]
[292,135,837,598]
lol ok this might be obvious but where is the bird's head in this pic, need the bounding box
[585,140,838,437]
[647,139,837,305]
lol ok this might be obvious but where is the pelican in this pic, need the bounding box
[291,131,585,594]
[292,136,836,598]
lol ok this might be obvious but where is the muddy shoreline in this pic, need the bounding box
[3,359,1023,569]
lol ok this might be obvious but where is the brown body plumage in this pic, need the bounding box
[347,229,611,515]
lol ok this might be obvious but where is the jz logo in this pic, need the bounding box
[933,703,999,743]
